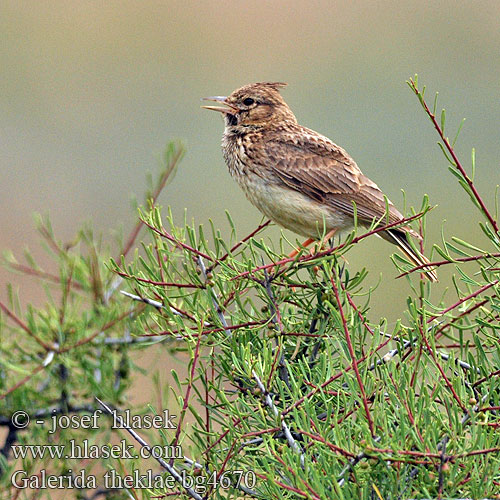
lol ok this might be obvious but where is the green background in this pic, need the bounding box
[1,0,499,320]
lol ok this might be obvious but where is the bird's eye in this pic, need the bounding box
[243,97,255,106]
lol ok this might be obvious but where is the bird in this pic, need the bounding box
[202,82,437,282]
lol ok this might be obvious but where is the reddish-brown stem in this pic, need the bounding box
[0,301,54,351]
[368,446,441,459]
[7,263,84,290]
[114,269,205,288]
[473,368,500,388]
[330,276,375,436]
[232,210,430,281]
[455,447,500,458]
[211,439,237,497]
[57,306,143,353]
[416,321,467,413]
[478,406,500,412]
[296,430,355,458]
[267,344,283,391]
[253,471,318,499]
[148,320,267,338]
[241,427,282,439]
[339,279,375,338]
[409,344,424,389]
[282,333,395,416]
[398,252,500,278]
[388,373,426,446]
[38,223,64,256]
[203,415,248,456]
[0,363,46,400]
[170,330,203,466]
[207,219,272,272]
[272,451,322,498]
[409,78,499,233]
[140,218,214,262]
[433,298,489,339]
[427,280,499,324]
[119,146,184,261]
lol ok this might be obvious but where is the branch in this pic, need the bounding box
[207,219,272,272]
[96,398,204,500]
[197,256,231,336]
[330,276,375,437]
[397,251,500,278]
[261,267,290,388]
[0,301,55,351]
[408,77,499,233]
[232,210,432,281]
[252,370,305,468]
[119,143,185,261]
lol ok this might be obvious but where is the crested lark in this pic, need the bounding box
[203,82,437,282]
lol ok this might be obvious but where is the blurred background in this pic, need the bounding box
[1,0,499,320]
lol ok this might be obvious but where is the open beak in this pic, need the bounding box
[201,96,237,114]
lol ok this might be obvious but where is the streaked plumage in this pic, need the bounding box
[203,82,437,281]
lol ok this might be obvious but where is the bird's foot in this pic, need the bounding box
[287,238,315,260]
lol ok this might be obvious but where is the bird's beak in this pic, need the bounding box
[201,96,237,114]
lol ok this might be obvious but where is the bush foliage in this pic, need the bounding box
[1,78,499,499]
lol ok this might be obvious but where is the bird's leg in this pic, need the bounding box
[279,230,341,288]
[287,238,315,259]
[313,229,337,255]
[279,238,316,283]
[309,229,338,274]
[287,229,337,260]
[317,229,349,265]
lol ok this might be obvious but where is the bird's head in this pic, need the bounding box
[202,82,297,129]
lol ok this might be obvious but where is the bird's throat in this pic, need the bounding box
[224,113,238,127]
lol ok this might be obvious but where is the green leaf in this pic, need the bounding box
[440,108,446,133]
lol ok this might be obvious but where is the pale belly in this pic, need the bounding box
[236,174,352,239]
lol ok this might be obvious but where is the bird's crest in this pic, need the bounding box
[255,82,288,91]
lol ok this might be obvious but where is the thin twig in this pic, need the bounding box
[408,78,499,233]
[397,252,500,278]
[96,398,203,500]
[114,269,205,288]
[207,219,272,272]
[252,370,305,468]
[330,276,375,437]
[262,266,290,388]
[58,307,142,354]
[119,144,185,261]
[141,218,214,262]
[6,262,84,290]
[197,256,231,336]
[232,210,431,281]
[427,280,499,323]
[337,436,381,486]
[120,290,203,327]
[169,330,203,466]
[0,300,55,351]
[367,327,480,374]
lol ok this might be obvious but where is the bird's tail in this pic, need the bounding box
[383,229,438,282]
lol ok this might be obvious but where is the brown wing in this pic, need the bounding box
[262,125,406,227]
